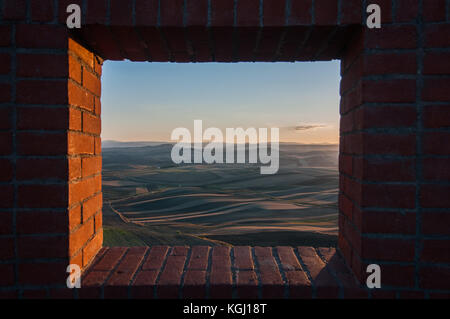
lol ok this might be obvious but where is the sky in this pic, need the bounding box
[101,60,341,144]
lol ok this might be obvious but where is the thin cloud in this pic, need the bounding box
[280,124,327,131]
[294,124,326,131]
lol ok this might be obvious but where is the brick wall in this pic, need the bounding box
[0,0,449,298]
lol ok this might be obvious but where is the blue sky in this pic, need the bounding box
[101,60,341,144]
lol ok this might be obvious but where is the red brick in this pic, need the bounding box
[0,107,11,129]
[82,192,102,222]
[0,264,15,286]
[68,55,82,83]
[68,175,101,205]
[0,26,11,46]
[0,211,12,235]
[93,247,128,271]
[69,157,82,181]
[211,0,234,26]
[210,246,232,298]
[160,0,184,26]
[131,270,158,298]
[82,156,102,178]
[69,218,95,256]
[17,158,69,181]
[422,212,450,236]
[0,53,10,75]
[419,266,450,290]
[276,246,302,271]
[425,24,450,48]
[423,105,450,128]
[0,238,14,259]
[110,0,133,25]
[364,133,416,156]
[183,270,207,298]
[315,0,337,25]
[364,52,416,75]
[421,239,450,263]
[236,270,259,299]
[263,0,286,26]
[361,184,416,209]
[285,271,312,298]
[0,159,12,182]
[17,107,69,130]
[187,246,209,270]
[361,210,416,235]
[378,264,416,288]
[237,0,261,27]
[18,235,68,259]
[104,247,147,298]
[424,52,450,75]
[365,25,417,49]
[95,136,102,155]
[362,79,416,103]
[17,210,68,235]
[3,0,26,20]
[354,157,416,182]
[141,246,169,270]
[341,0,362,24]
[17,132,67,156]
[82,112,101,135]
[69,205,82,231]
[358,106,417,129]
[423,132,450,155]
[69,39,94,69]
[0,83,11,103]
[423,0,446,21]
[68,82,95,111]
[361,238,415,262]
[68,132,95,155]
[423,158,450,181]
[186,0,208,26]
[233,246,254,270]
[255,247,284,298]
[18,184,67,208]
[296,247,339,298]
[421,184,450,208]
[18,262,67,285]
[17,53,68,81]
[86,0,108,25]
[135,0,158,26]
[396,0,419,22]
[289,0,312,25]
[16,25,68,49]
[157,253,187,298]
[31,0,54,22]
[423,78,450,101]
[17,80,68,105]
[94,211,102,233]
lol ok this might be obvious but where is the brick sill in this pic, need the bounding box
[78,245,371,299]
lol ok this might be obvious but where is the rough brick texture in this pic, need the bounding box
[1,0,449,299]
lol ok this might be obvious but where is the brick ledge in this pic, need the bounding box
[79,246,371,299]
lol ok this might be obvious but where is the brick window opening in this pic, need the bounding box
[2,0,449,299]
[99,61,341,250]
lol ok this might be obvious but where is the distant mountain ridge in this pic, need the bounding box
[102,140,338,149]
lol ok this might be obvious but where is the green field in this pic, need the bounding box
[102,143,339,247]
